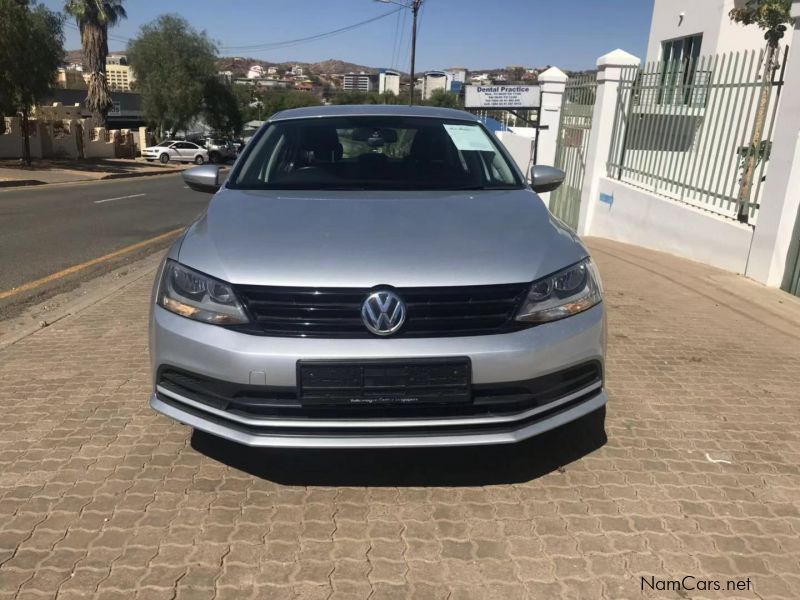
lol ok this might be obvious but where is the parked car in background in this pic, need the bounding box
[141,141,208,164]
[202,138,238,164]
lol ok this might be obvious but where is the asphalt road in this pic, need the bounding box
[0,174,211,310]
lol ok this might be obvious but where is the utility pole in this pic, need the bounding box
[409,0,422,106]
[377,0,423,105]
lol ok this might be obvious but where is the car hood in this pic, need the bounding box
[177,188,588,288]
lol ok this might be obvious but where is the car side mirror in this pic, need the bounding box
[530,165,565,193]
[183,165,222,193]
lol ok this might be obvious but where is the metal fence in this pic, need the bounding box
[549,73,597,229]
[607,48,787,224]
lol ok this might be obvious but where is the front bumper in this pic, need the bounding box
[149,303,606,448]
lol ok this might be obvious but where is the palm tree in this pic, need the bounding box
[64,0,126,129]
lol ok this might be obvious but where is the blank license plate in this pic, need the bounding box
[297,358,471,405]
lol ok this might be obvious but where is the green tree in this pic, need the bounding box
[262,90,321,116]
[64,0,126,129]
[729,0,794,222]
[234,87,322,121]
[128,15,217,138]
[425,89,461,108]
[327,90,402,105]
[508,66,526,82]
[232,85,260,121]
[0,0,64,164]
[203,78,242,136]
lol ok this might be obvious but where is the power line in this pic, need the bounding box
[391,6,407,70]
[64,21,130,45]
[416,1,427,42]
[400,10,414,73]
[218,8,402,52]
[63,8,404,60]
[389,8,402,70]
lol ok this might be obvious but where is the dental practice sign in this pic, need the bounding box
[464,84,540,109]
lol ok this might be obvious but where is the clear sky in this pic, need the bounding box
[42,0,654,72]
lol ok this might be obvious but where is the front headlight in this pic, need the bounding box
[515,258,603,324]
[157,260,248,325]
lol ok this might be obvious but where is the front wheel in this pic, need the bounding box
[194,155,205,165]
[208,152,220,164]
[159,153,169,164]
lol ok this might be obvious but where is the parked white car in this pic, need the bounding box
[142,141,208,165]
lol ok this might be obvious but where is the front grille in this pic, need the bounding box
[156,361,602,421]
[230,283,531,338]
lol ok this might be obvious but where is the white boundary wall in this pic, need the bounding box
[495,131,535,180]
[587,177,754,274]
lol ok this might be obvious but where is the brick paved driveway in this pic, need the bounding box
[1,238,799,599]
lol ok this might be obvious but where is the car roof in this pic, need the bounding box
[269,104,480,122]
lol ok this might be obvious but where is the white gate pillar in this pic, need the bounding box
[745,0,800,288]
[576,49,640,236]
[536,67,567,167]
[536,67,568,206]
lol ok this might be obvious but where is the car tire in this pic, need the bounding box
[159,153,170,164]
[208,152,220,164]
[194,155,205,165]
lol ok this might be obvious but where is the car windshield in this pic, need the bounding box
[231,116,522,190]
[155,141,173,147]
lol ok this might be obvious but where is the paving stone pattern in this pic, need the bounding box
[1,238,799,599]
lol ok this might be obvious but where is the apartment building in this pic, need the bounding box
[106,63,135,92]
[343,72,373,92]
[378,69,400,95]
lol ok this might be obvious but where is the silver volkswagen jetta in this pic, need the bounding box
[149,105,606,448]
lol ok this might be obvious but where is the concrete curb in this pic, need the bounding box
[0,164,190,189]
[0,169,185,193]
[0,179,47,188]
[0,253,162,352]
[0,164,229,192]
[101,168,189,180]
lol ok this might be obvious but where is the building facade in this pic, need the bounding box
[445,68,467,93]
[343,72,373,92]
[422,71,448,100]
[378,69,400,95]
[56,68,87,90]
[646,0,794,63]
[106,63,135,92]
[247,65,265,79]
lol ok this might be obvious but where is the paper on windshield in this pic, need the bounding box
[443,124,495,152]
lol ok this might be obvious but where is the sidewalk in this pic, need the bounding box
[0,238,799,599]
[0,158,188,187]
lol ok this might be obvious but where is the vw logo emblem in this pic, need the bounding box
[361,290,406,336]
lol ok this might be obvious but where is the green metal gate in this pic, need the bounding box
[549,74,597,229]
[785,231,800,297]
